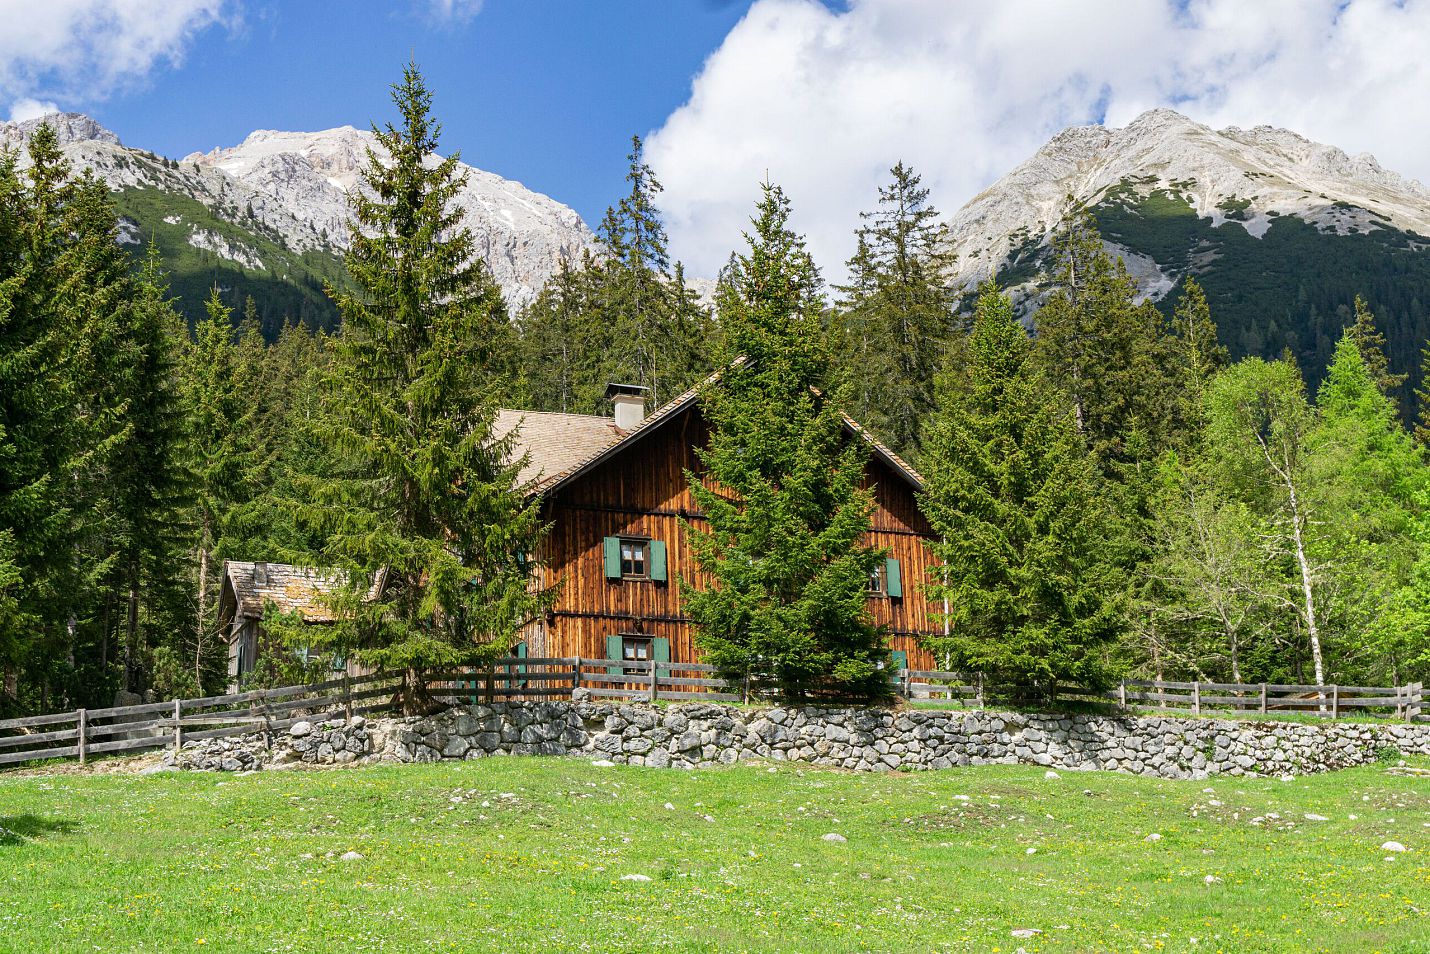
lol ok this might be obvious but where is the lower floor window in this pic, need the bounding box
[622,635,653,674]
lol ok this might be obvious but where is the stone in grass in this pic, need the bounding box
[822,833,847,843]
[1204,875,1222,884]
[620,874,652,882]
[1381,841,1407,853]
[1303,814,1329,822]
[591,760,616,767]
[1144,833,1162,843]
[340,851,364,862]
[1011,928,1042,939]
[1044,770,1060,780]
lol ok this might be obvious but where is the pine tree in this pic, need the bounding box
[921,284,1124,699]
[685,183,888,702]
[1345,295,1406,400]
[304,63,550,711]
[834,162,956,460]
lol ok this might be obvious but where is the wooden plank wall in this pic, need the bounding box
[539,405,940,669]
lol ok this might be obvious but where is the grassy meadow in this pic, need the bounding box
[0,756,1426,953]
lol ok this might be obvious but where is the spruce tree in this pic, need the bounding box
[304,64,550,710]
[1416,341,1430,446]
[1032,213,1179,470]
[1168,276,1228,440]
[834,162,956,460]
[1345,295,1406,400]
[921,284,1124,700]
[180,287,263,685]
[685,183,888,702]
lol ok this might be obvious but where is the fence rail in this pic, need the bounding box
[0,671,401,768]
[1,662,1423,770]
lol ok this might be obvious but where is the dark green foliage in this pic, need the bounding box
[833,162,957,460]
[517,137,714,414]
[1094,182,1430,416]
[298,64,550,706]
[1416,341,1430,447]
[1344,295,1407,401]
[922,284,1125,699]
[685,183,888,703]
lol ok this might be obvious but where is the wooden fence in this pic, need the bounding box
[1,664,1423,770]
[0,671,401,769]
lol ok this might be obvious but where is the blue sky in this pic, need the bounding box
[31,1,771,227]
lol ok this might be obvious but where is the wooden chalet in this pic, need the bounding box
[501,381,940,675]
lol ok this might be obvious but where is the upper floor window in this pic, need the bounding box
[620,538,649,579]
[868,563,887,596]
[603,536,668,583]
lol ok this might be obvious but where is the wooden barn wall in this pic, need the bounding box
[538,406,940,671]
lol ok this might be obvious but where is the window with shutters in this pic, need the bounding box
[620,538,649,579]
[868,563,886,596]
[622,635,653,675]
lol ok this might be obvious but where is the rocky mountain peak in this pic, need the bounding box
[0,111,121,148]
[946,108,1430,298]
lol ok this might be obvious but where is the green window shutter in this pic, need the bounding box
[651,637,671,663]
[606,634,624,675]
[603,536,622,580]
[885,557,903,598]
[649,540,668,582]
[890,649,908,672]
[515,640,527,658]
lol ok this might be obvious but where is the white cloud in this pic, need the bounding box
[8,98,60,123]
[420,0,483,23]
[0,0,229,119]
[648,0,1430,279]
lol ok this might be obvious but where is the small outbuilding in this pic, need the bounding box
[218,560,357,690]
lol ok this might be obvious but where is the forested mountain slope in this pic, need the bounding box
[0,112,595,335]
[949,108,1430,407]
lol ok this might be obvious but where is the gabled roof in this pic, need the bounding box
[498,365,924,497]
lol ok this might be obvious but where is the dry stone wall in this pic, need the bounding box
[169,700,1430,780]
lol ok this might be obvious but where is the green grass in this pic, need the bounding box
[1,758,1427,953]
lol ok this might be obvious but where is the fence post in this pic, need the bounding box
[1259,683,1268,714]
[344,672,353,723]
[1117,680,1127,712]
[742,671,751,705]
[1330,684,1339,720]
[571,657,580,694]
[172,699,183,755]
[1408,683,1424,723]
[976,672,985,710]
[649,660,659,702]
[1192,681,1201,716]
[76,708,87,766]
[902,667,912,699]
[485,667,494,705]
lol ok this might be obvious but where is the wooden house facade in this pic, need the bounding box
[500,382,941,674]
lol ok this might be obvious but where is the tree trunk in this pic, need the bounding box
[1285,479,1326,703]
[126,581,140,692]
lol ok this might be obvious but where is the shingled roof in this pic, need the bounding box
[496,364,923,497]
[493,409,628,491]
[220,561,349,624]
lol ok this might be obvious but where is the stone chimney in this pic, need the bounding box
[253,561,269,587]
[605,383,649,431]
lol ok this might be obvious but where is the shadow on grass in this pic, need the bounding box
[0,814,77,847]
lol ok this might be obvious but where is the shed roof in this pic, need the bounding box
[221,560,349,623]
